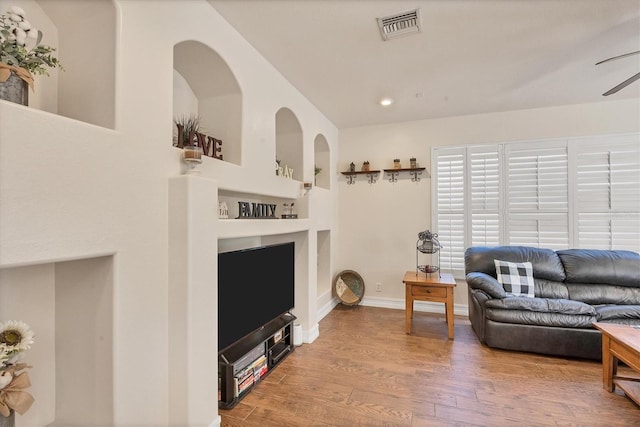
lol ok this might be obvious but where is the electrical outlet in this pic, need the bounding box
[376,282,382,292]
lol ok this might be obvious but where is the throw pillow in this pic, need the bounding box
[494,259,535,298]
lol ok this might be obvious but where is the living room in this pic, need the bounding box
[0,1,638,426]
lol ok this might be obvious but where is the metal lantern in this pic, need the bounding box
[416,230,442,276]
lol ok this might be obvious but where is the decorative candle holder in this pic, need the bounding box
[362,161,370,172]
[183,145,203,174]
[393,158,401,169]
[410,157,417,168]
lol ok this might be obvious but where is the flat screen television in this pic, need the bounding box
[218,242,295,352]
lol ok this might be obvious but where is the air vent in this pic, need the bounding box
[377,9,421,41]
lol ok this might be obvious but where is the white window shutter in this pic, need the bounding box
[433,148,465,271]
[574,134,640,250]
[469,146,500,246]
[505,141,569,248]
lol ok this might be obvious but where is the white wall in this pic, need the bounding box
[0,0,338,425]
[338,99,640,310]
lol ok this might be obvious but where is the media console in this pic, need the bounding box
[218,312,296,408]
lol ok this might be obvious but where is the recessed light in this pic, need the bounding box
[379,98,394,106]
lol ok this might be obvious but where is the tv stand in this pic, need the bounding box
[218,312,296,408]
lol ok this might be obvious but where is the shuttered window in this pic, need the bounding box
[434,148,465,271]
[469,146,501,246]
[573,134,640,251]
[505,141,569,249]
[432,133,640,277]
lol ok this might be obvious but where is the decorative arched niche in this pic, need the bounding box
[173,40,242,165]
[314,134,330,189]
[27,0,116,129]
[275,107,302,182]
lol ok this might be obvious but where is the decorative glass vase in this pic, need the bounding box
[0,72,28,106]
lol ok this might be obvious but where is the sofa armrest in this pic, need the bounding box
[466,272,506,299]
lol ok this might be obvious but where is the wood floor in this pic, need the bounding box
[220,305,640,426]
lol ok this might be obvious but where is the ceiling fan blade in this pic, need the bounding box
[596,50,640,65]
[603,72,640,96]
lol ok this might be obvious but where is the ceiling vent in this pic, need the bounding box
[377,9,421,41]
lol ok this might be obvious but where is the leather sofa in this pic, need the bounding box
[465,246,640,359]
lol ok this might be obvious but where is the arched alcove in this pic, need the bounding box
[173,40,242,165]
[11,0,117,129]
[314,134,330,189]
[275,107,303,182]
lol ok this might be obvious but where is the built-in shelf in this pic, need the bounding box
[341,170,381,185]
[217,218,310,239]
[383,167,429,182]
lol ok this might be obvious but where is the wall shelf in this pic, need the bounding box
[383,167,428,183]
[341,170,380,185]
[217,218,310,239]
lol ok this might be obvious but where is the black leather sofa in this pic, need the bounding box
[465,246,640,360]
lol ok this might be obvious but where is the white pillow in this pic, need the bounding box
[494,259,535,298]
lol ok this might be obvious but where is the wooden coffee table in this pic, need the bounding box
[403,271,456,339]
[593,322,640,405]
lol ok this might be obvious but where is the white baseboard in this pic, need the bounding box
[317,294,339,321]
[303,322,320,344]
[360,295,469,317]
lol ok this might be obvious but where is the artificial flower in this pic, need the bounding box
[0,320,34,354]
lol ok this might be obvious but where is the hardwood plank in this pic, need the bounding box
[219,306,640,426]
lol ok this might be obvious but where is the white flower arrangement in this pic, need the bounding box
[0,5,63,88]
[0,320,35,417]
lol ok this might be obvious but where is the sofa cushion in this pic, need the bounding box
[596,305,640,321]
[567,283,640,305]
[485,309,596,328]
[485,297,596,315]
[557,249,640,288]
[465,246,566,282]
[534,278,569,300]
[495,260,535,297]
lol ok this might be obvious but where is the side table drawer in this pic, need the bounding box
[412,286,446,298]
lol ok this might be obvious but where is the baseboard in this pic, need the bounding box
[317,294,339,321]
[360,295,469,317]
[304,322,320,344]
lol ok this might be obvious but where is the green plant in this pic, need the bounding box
[0,6,63,77]
[174,114,201,148]
[314,165,322,175]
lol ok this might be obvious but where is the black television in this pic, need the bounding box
[218,242,295,352]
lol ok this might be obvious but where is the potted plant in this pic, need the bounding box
[314,165,322,185]
[174,114,201,149]
[0,6,63,105]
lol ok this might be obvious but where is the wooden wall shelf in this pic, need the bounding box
[341,170,380,185]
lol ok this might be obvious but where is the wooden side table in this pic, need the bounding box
[403,271,456,339]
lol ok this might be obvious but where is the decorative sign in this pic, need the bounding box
[275,162,294,179]
[175,124,223,160]
[218,201,229,219]
[237,201,277,219]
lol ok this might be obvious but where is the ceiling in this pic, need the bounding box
[208,0,640,129]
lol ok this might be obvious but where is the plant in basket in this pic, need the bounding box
[0,5,63,104]
[0,320,35,423]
